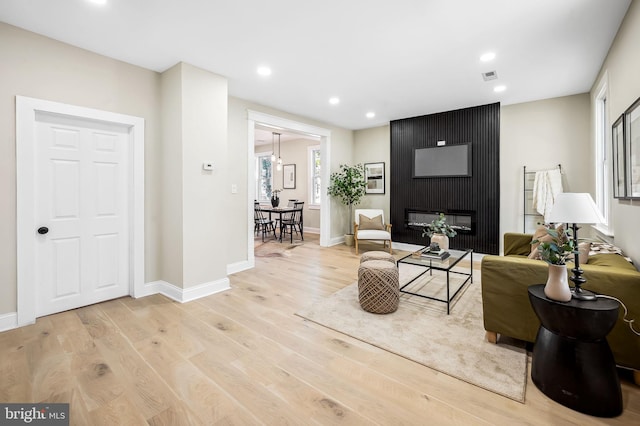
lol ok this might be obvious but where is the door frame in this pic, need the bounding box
[246,111,331,266]
[16,96,145,326]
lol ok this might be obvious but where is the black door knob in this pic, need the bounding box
[37,227,49,235]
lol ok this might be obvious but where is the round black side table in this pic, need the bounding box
[528,284,622,418]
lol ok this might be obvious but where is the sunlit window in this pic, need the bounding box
[594,75,611,234]
[256,153,273,203]
[308,146,321,206]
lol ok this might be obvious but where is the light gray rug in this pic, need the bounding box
[296,264,529,402]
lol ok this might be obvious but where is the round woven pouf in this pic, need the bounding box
[358,260,399,314]
[360,251,395,264]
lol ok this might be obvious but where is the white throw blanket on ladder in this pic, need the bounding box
[532,169,563,221]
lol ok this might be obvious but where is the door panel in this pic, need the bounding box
[35,112,130,317]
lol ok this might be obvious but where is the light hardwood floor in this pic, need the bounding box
[1,234,639,425]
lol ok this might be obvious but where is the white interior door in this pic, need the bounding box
[34,112,130,317]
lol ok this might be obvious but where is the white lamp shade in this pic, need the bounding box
[547,193,605,224]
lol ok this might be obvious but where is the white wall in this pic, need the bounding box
[180,63,229,287]
[500,94,592,250]
[354,125,391,222]
[0,23,162,315]
[159,64,184,286]
[591,0,640,265]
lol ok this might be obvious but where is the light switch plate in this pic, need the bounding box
[203,163,214,171]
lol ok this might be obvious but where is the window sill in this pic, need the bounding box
[591,224,614,238]
[308,204,320,210]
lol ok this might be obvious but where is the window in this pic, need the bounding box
[255,153,273,203]
[594,75,611,234]
[308,145,321,207]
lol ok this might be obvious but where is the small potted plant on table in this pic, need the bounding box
[271,189,282,207]
[532,225,575,302]
[422,213,457,250]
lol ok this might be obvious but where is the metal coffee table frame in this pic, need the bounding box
[397,248,473,314]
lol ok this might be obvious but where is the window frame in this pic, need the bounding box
[255,152,274,203]
[308,145,321,209]
[594,73,612,235]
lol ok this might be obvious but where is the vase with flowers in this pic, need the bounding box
[270,189,282,207]
[421,213,457,250]
[532,225,575,302]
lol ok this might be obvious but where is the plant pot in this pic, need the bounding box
[271,196,279,208]
[544,264,571,302]
[430,233,449,250]
[344,234,354,247]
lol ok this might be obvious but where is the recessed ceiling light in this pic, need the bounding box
[494,85,506,93]
[87,0,107,5]
[480,52,496,62]
[366,112,375,119]
[329,97,340,105]
[257,66,272,77]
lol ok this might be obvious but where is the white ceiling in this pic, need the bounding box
[0,0,631,130]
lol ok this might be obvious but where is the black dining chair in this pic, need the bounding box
[281,201,304,243]
[254,202,276,242]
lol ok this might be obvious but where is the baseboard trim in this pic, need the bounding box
[0,312,18,332]
[328,236,345,246]
[141,279,231,303]
[227,259,253,275]
[392,242,422,252]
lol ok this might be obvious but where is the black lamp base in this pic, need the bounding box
[572,286,597,301]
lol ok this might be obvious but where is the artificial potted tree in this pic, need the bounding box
[422,213,457,250]
[327,163,368,246]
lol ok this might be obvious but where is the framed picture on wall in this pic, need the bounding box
[364,162,385,194]
[283,164,296,189]
[612,114,626,199]
[624,97,640,199]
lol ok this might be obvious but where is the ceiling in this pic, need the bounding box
[0,0,631,130]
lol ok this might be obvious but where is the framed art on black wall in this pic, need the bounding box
[364,162,385,194]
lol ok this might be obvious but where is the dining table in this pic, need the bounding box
[258,205,303,242]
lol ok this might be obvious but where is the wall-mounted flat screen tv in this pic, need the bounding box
[413,143,472,178]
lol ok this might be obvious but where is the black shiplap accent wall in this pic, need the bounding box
[390,103,500,254]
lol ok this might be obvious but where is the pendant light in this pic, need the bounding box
[276,132,283,171]
[270,132,276,162]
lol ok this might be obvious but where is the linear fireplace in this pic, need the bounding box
[405,209,475,234]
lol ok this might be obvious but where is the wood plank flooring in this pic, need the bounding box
[1,234,639,425]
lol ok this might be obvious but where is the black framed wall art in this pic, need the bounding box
[624,97,640,199]
[283,164,296,189]
[364,162,385,194]
[612,114,625,199]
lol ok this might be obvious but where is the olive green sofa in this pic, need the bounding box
[481,232,640,381]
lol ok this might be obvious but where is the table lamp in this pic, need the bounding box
[547,193,605,301]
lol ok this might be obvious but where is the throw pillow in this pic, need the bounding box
[578,241,591,265]
[358,214,385,230]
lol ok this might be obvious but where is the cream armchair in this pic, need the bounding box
[354,209,392,254]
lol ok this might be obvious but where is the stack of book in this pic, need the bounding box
[421,248,451,260]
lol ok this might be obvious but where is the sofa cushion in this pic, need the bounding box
[359,214,385,230]
[587,253,637,271]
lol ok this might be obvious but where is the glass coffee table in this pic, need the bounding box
[396,248,473,314]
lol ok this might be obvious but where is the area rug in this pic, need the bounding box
[296,264,529,402]
[254,240,303,257]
